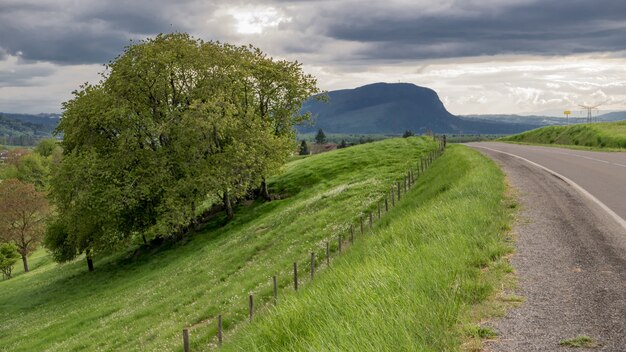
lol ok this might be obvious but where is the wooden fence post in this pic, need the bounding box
[182,329,190,352]
[391,189,395,207]
[369,211,373,228]
[326,241,330,266]
[249,294,254,321]
[217,315,223,346]
[273,275,278,305]
[385,196,389,212]
[350,224,354,243]
[377,202,381,220]
[293,262,298,291]
[311,252,315,280]
[360,217,364,235]
[397,182,401,201]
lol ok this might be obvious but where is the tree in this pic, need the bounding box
[0,179,50,272]
[403,130,415,138]
[299,140,310,155]
[35,138,58,157]
[16,152,50,191]
[338,139,348,149]
[47,33,320,268]
[315,129,327,144]
[0,243,20,280]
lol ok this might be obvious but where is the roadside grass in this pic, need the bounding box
[222,145,515,351]
[559,336,599,348]
[501,121,626,150]
[0,137,438,351]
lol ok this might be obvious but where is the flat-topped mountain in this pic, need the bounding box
[300,83,542,134]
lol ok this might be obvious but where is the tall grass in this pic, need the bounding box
[223,145,513,351]
[0,137,439,351]
[501,120,626,150]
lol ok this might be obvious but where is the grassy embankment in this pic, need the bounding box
[222,145,515,351]
[501,120,626,150]
[0,138,514,351]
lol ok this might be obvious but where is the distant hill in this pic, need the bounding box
[0,112,61,145]
[598,111,626,122]
[300,83,541,134]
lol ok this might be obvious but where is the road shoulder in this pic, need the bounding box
[471,146,626,352]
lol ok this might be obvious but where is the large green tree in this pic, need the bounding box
[46,33,320,269]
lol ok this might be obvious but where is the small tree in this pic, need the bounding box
[403,130,415,138]
[299,140,310,155]
[0,243,20,279]
[314,129,327,144]
[0,179,50,272]
[34,139,58,157]
[338,139,348,149]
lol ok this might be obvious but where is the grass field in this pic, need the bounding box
[1,137,458,351]
[222,145,514,351]
[501,121,626,150]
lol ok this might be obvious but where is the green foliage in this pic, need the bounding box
[15,152,50,191]
[34,138,58,157]
[314,128,327,144]
[337,139,348,148]
[0,137,441,351]
[402,129,415,137]
[0,243,20,280]
[299,140,310,155]
[501,120,626,150]
[48,33,320,265]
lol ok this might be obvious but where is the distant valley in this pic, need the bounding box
[0,112,61,145]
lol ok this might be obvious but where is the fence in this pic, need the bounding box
[182,135,446,351]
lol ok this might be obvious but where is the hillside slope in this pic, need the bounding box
[0,138,438,351]
[224,145,513,351]
[501,121,626,149]
[300,83,539,134]
[0,139,513,351]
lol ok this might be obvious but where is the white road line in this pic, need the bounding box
[473,145,626,232]
[520,146,626,168]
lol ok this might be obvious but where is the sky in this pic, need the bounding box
[1,0,626,116]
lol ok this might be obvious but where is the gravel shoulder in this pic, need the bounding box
[471,146,626,352]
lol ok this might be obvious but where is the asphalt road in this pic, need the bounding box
[467,142,626,351]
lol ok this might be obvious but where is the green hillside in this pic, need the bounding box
[0,138,513,351]
[501,121,626,149]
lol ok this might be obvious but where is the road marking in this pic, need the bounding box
[473,145,626,232]
[521,146,626,168]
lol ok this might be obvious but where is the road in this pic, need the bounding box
[467,142,626,351]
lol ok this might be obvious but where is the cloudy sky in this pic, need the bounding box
[1,0,626,116]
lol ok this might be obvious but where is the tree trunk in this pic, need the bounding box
[21,255,29,273]
[223,190,234,220]
[142,234,147,245]
[86,250,94,272]
[261,177,271,201]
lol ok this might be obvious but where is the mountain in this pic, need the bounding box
[0,112,61,130]
[0,112,61,145]
[300,83,541,134]
[598,111,626,122]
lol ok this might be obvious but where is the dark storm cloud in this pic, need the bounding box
[321,0,626,60]
[0,0,195,65]
[0,65,55,87]
[2,0,626,66]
